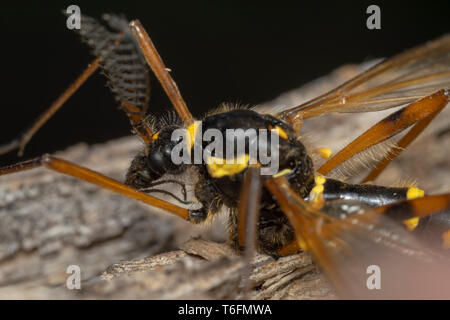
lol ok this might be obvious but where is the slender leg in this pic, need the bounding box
[129,20,195,126]
[0,154,188,219]
[362,108,440,182]
[237,167,262,295]
[0,59,100,157]
[317,90,449,176]
[0,16,158,157]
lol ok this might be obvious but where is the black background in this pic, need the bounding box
[0,0,448,165]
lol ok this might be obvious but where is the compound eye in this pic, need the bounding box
[147,151,166,175]
[162,144,173,158]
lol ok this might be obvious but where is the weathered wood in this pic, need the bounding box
[84,239,335,299]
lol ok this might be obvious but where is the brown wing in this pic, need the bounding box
[278,35,450,125]
[265,176,450,299]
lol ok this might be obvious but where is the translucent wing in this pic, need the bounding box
[265,177,450,299]
[278,35,450,123]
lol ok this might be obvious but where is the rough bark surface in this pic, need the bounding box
[0,62,448,299]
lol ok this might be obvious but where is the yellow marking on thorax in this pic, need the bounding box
[402,187,425,231]
[206,154,249,178]
[187,122,200,150]
[268,125,288,139]
[442,230,450,249]
[315,147,333,159]
[273,168,292,178]
[152,132,160,140]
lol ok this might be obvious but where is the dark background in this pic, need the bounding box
[0,0,448,165]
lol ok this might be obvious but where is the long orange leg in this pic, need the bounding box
[237,167,262,294]
[362,107,441,182]
[129,20,195,126]
[0,16,159,157]
[1,18,204,157]
[0,59,100,157]
[0,155,188,219]
[317,90,449,176]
